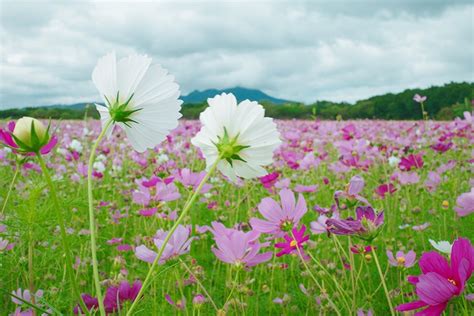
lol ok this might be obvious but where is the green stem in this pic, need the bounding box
[373,248,395,316]
[179,258,218,312]
[291,231,341,316]
[28,223,35,312]
[306,251,351,312]
[36,154,89,314]
[1,161,20,215]
[223,268,240,308]
[126,157,221,316]
[87,119,113,316]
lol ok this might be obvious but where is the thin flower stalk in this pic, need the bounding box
[126,156,221,315]
[36,153,89,314]
[179,258,218,312]
[87,118,113,316]
[372,248,395,316]
[290,231,341,316]
[1,161,20,215]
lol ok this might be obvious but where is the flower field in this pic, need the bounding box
[1,116,473,315]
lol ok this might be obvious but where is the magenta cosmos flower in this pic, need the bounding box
[374,183,396,199]
[399,153,424,171]
[275,225,310,257]
[454,188,474,217]
[135,225,192,264]
[386,250,416,268]
[0,119,57,155]
[74,281,141,314]
[250,189,307,236]
[211,225,272,268]
[396,237,474,315]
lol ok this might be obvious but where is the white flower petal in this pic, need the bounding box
[116,54,152,103]
[92,52,117,105]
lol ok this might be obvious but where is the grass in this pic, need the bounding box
[0,119,473,315]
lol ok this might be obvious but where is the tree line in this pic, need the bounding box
[1,82,472,121]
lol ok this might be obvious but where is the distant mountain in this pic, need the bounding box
[181,87,291,104]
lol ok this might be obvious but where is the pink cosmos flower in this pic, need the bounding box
[250,189,307,236]
[413,94,427,103]
[454,188,474,217]
[259,172,280,191]
[310,212,339,235]
[294,184,318,193]
[350,245,374,254]
[399,153,424,171]
[431,142,453,153]
[394,171,420,185]
[165,294,186,310]
[103,281,142,313]
[73,294,99,315]
[396,238,474,315]
[176,168,212,193]
[135,225,192,264]
[374,183,396,198]
[275,225,310,257]
[334,175,369,207]
[386,250,416,268]
[74,281,141,314]
[424,171,441,192]
[132,176,180,206]
[341,123,360,140]
[326,206,384,240]
[211,225,272,268]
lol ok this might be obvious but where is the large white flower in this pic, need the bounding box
[191,93,281,181]
[92,52,182,152]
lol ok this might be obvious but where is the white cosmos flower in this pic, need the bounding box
[69,139,83,153]
[92,52,182,152]
[191,93,281,181]
[429,239,453,255]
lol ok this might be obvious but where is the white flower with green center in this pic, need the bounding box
[191,93,281,182]
[92,52,182,152]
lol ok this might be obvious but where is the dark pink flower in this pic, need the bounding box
[399,153,424,171]
[275,225,310,257]
[374,183,396,198]
[396,238,474,315]
[259,171,280,190]
[431,142,453,153]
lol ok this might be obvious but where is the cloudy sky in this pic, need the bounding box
[0,0,473,109]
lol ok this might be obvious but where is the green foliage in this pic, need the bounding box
[1,82,472,120]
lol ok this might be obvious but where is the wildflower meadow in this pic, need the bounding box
[0,53,473,316]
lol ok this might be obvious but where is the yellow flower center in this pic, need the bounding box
[290,240,297,247]
[397,256,406,265]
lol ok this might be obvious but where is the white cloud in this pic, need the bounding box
[0,0,473,108]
